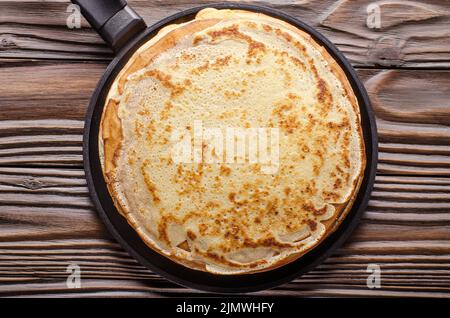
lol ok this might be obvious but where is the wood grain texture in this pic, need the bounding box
[0,168,449,297]
[0,0,449,298]
[1,61,449,175]
[1,0,450,67]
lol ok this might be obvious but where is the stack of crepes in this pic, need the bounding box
[100,8,366,274]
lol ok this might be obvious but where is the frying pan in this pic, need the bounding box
[76,0,378,293]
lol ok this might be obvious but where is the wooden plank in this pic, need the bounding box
[1,61,449,176]
[0,60,106,121]
[0,0,449,67]
[0,167,449,231]
[0,167,449,297]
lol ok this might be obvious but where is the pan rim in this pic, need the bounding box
[83,2,378,293]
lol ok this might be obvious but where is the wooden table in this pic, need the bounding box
[0,0,449,298]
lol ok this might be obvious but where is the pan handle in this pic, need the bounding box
[71,0,146,51]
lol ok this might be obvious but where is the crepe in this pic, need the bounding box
[99,8,366,274]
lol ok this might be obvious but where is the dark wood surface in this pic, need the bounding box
[0,0,449,297]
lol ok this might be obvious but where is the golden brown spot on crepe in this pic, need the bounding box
[144,69,187,98]
[134,120,143,138]
[177,240,191,251]
[180,51,196,61]
[334,178,342,190]
[191,55,231,75]
[198,223,208,235]
[343,155,351,169]
[282,69,293,87]
[323,191,340,201]
[138,108,151,116]
[272,102,293,116]
[247,40,266,57]
[301,143,310,153]
[263,24,272,32]
[174,164,205,196]
[244,21,257,29]
[180,210,204,224]
[276,56,286,66]
[275,28,292,43]
[284,187,291,196]
[301,203,327,217]
[158,221,170,245]
[145,119,156,142]
[288,93,299,100]
[206,201,220,209]
[220,165,231,176]
[187,230,197,241]
[127,149,137,165]
[327,117,350,130]
[317,78,333,105]
[292,37,308,53]
[224,90,243,99]
[265,199,279,215]
[205,24,266,57]
[157,212,180,246]
[314,206,328,216]
[141,161,161,204]
[192,35,203,46]
[160,101,173,120]
[307,220,317,231]
[212,55,231,67]
[191,60,210,75]
[280,114,300,134]
[290,56,306,71]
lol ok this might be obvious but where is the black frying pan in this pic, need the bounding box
[76,0,378,293]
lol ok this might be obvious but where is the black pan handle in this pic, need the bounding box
[71,0,146,51]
